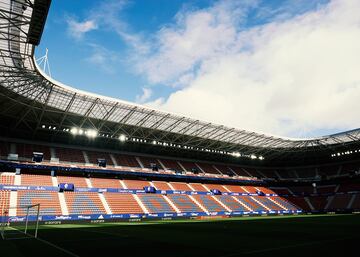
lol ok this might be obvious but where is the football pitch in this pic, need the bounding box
[1,214,359,257]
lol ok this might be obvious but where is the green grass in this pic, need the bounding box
[1,214,359,257]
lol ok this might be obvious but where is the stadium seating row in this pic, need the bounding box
[1,141,358,180]
[1,190,298,217]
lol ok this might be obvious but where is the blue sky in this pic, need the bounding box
[36,0,360,138]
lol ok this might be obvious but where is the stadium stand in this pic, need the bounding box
[103,193,143,214]
[0,173,14,185]
[57,176,88,188]
[167,195,203,212]
[152,181,172,191]
[170,182,192,191]
[17,191,61,216]
[64,192,105,215]
[123,180,150,189]
[21,174,53,187]
[54,147,85,164]
[137,195,175,213]
[113,154,141,168]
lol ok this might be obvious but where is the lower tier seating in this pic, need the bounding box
[167,195,202,212]
[64,192,105,215]
[192,195,224,212]
[0,173,14,185]
[0,190,10,214]
[103,193,143,214]
[17,190,62,216]
[138,194,175,213]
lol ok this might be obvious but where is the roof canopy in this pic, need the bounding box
[0,0,359,162]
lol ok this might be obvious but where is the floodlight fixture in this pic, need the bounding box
[86,129,98,138]
[119,134,127,142]
[70,127,78,135]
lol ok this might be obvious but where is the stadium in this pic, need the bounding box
[0,0,359,256]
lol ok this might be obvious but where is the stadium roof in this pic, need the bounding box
[0,0,360,161]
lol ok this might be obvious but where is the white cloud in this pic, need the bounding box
[136,0,360,137]
[136,87,152,103]
[85,44,120,74]
[66,17,98,39]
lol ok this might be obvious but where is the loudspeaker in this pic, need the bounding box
[32,152,43,162]
[97,158,106,168]
[191,167,199,174]
[150,163,158,171]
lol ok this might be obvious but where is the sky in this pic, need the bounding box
[35,0,360,138]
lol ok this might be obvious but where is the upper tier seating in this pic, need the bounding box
[170,182,192,191]
[229,166,251,177]
[223,185,247,193]
[178,161,201,173]
[338,183,360,192]
[91,178,121,188]
[256,187,275,194]
[318,165,340,177]
[206,184,229,192]
[159,159,182,171]
[196,163,220,175]
[113,154,140,168]
[316,185,337,194]
[260,169,279,179]
[64,192,105,215]
[277,169,298,179]
[341,162,360,175]
[288,186,314,195]
[0,141,10,158]
[214,164,233,175]
[138,157,163,169]
[152,181,172,191]
[16,143,51,161]
[189,183,208,191]
[296,168,316,178]
[103,193,143,214]
[17,190,61,216]
[54,147,85,163]
[123,180,150,189]
[270,188,292,195]
[57,176,88,188]
[86,151,114,166]
[241,168,260,178]
[21,174,53,186]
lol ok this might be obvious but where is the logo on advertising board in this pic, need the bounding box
[130,214,141,218]
[110,214,124,219]
[9,217,26,222]
[78,215,91,219]
[55,216,72,220]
